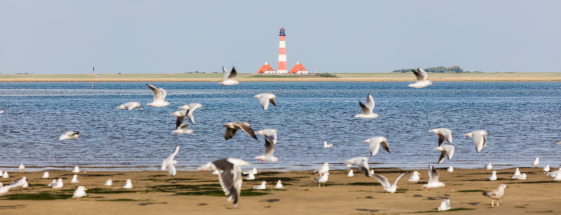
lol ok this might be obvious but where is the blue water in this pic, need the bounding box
[1,82,561,172]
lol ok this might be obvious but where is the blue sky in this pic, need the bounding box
[1,0,559,74]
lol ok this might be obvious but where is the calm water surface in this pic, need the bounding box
[1,82,560,172]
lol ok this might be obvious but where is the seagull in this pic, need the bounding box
[9,177,27,191]
[116,102,142,110]
[123,179,133,189]
[364,136,390,156]
[246,173,255,180]
[72,166,80,173]
[243,168,257,175]
[254,93,277,110]
[345,157,371,177]
[253,181,266,189]
[19,164,25,174]
[71,174,79,183]
[146,84,170,107]
[172,124,194,134]
[73,186,88,198]
[220,67,240,85]
[544,165,550,172]
[313,173,329,187]
[323,141,333,148]
[0,183,17,196]
[547,169,560,177]
[223,122,257,140]
[409,68,433,88]
[408,171,421,182]
[422,166,445,190]
[554,171,561,181]
[48,179,57,187]
[314,163,329,176]
[170,110,188,127]
[533,157,540,168]
[161,145,179,177]
[52,178,63,189]
[372,172,409,193]
[483,184,509,206]
[2,172,9,178]
[512,173,527,180]
[347,170,354,177]
[255,129,278,145]
[42,172,49,178]
[489,171,497,181]
[197,158,250,208]
[275,180,283,189]
[447,166,454,172]
[59,131,80,140]
[428,128,453,146]
[0,110,3,114]
[438,198,451,211]
[464,130,488,153]
[104,179,113,186]
[354,94,379,119]
[434,145,455,164]
[178,103,203,124]
[486,163,493,172]
[255,135,279,162]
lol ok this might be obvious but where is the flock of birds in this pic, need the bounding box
[0,67,556,210]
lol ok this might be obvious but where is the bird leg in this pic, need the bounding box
[428,188,431,191]
[318,183,320,187]
[496,200,500,206]
[491,200,494,207]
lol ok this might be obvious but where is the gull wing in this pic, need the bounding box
[166,145,180,161]
[428,166,440,184]
[380,141,391,153]
[372,174,391,189]
[186,109,196,124]
[438,134,446,146]
[263,136,275,157]
[269,98,277,107]
[412,68,427,82]
[237,122,257,140]
[228,67,238,79]
[147,84,164,102]
[230,165,243,207]
[224,127,238,140]
[359,102,371,115]
[392,172,410,187]
[473,133,486,153]
[65,131,76,135]
[177,124,190,130]
[222,67,230,80]
[443,145,455,160]
[438,151,447,164]
[186,103,202,124]
[365,94,375,110]
[357,160,371,177]
[175,112,186,128]
[166,163,177,177]
[369,141,381,156]
[442,129,453,144]
[213,159,234,195]
[259,96,270,110]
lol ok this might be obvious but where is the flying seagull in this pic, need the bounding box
[409,68,433,88]
[223,122,257,140]
[355,94,379,119]
[254,93,277,110]
[434,145,455,164]
[372,172,410,193]
[345,157,371,177]
[422,166,445,190]
[464,130,488,153]
[221,67,240,85]
[161,145,180,176]
[428,128,453,146]
[255,135,279,162]
[147,84,170,107]
[364,136,390,156]
[255,129,278,145]
[198,158,250,208]
[178,103,203,124]
[116,102,142,110]
[59,131,80,140]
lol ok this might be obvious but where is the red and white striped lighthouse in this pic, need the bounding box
[277,27,287,73]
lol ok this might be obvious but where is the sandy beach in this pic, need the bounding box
[0,167,559,215]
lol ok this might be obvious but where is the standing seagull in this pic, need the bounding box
[254,93,277,110]
[364,136,390,156]
[483,184,509,206]
[422,166,445,190]
[434,145,455,164]
[255,135,279,162]
[59,131,80,140]
[345,157,371,177]
[372,172,410,193]
[19,164,25,174]
[146,84,170,107]
[178,103,203,124]
[220,67,240,85]
[408,171,421,182]
[314,163,330,176]
[161,145,180,177]
[255,129,278,145]
[489,171,497,181]
[355,94,379,119]
[223,122,257,140]
[428,128,453,146]
[486,163,493,172]
[9,177,27,191]
[409,68,433,88]
[198,158,251,208]
[116,102,142,110]
[464,130,488,153]
[313,173,329,187]
[533,157,540,168]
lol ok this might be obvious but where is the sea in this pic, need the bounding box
[0,82,560,172]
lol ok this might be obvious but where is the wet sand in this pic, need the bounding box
[0,167,559,214]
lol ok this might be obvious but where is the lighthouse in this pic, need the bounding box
[277,27,287,73]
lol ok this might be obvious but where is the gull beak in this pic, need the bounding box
[245,162,251,166]
[84,188,88,191]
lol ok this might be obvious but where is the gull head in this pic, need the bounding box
[499,184,509,189]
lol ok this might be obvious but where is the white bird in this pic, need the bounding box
[447,166,454,172]
[253,181,267,190]
[422,166,445,190]
[71,174,79,183]
[178,103,203,124]
[408,171,421,182]
[546,169,559,177]
[489,171,497,181]
[73,186,87,198]
[0,182,17,196]
[72,166,80,173]
[48,179,57,187]
[123,179,133,189]
[533,157,540,168]
[428,128,453,146]
[255,135,279,162]
[514,168,521,176]
[246,173,255,180]
[243,168,258,175]
[314,163,329,176]
[354,94,379,119]
[323,141,333,148]
[345,157,371,177]
[255,129,278,145]
[370,170,375,175]
[19,164,25,174]
[464,130,488,153]
[372,172,409,193]
[554,171,561,181]
[212,170,220,175]
[364,136,390,156]
[172,124,194,134]
[347,170,354,177]
[42,171,49,178]
[52,178,63,189]
[254,93,277,110]
[0,110,3,114]
[486,163,493,172]
[409,68,433,88]
[544,165,550,172]
[104,179,113,186]
[314,173,329,187]
[9,177,27,191]
[275,180,283,189]
[161,145,180,177]
[22,181,28,188]
[220,67,240,85]
[59,131,80,140]
[438,198,451,211]
[0,170,2,175]
[170,110,194,134]
[2,172,9,178]
[146,84,170,107]
[197,158,251,208]
[116,102,142,110]
[512,173,527,180]
[223,122,258,140]
[434,145,455,164]
[483,184,509,206]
